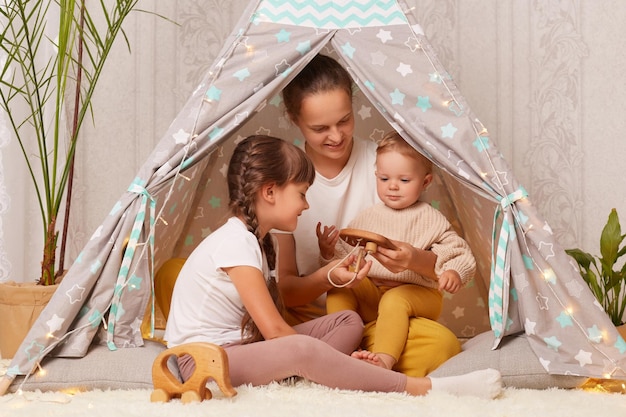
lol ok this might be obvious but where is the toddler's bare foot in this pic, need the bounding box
[351,350,395,369]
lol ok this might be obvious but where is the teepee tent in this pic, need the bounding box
[3,0,624,387]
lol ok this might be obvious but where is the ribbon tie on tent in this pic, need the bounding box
[107,180,156,350]
[489,186,528,347]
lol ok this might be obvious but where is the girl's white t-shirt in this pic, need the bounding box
[164,217,268,347]
[292,137,379,275]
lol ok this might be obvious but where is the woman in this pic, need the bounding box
[274,54,462,377]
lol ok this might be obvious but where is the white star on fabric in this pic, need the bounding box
[539,357,551,371]
[451,306,465,319]
[370,51,387,66]
[376,29,392,43]
[219,162,228,177]
[131,317,143,334]
[66,284,86,304]
[396,62,413,77]
[536,292,549,310]
[575,349,593,367]
[234,111,249,126]
[538,242,555,259]
[357,105,372,120]
[296,41,311,55]
[565,279,585,297]
[525,318,537,334]
[514,272,529,293]
[46,314,64,333]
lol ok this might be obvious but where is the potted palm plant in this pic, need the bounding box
[565,208,626,337]
[0,0,144,358]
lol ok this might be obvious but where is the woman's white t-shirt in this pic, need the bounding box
[164,217,268,347]
[293,137,379,275]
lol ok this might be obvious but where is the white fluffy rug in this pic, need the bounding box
[1,376,625,417]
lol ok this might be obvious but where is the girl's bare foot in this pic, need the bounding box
[351,350,395,369]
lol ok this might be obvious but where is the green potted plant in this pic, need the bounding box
[565,208,626,336]
[0,0,143,358]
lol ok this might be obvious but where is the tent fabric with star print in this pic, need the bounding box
[3,0,624,386]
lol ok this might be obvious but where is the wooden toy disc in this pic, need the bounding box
[339,228,397,250]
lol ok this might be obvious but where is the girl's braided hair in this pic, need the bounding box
[227,135,315,343]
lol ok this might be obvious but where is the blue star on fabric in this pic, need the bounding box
[341,42,356,58]
[615,336,626,354]
[523,254,534,270]
[185,234,194,247]
[206,85,222,101]
[209,196,221,208]
[110,200,123,215]
[89,309,103,328]
[556,311,574,328]
[275,28,291,42]
[296,41,311,55]
[233,68,251,81]
[587,325,603,343]
[440,123,457,138]
[544,336,562,351]
[390,88,405,105]
[209,126,224,141]
[473,135,490,151]
[127,275,142,291]
[90,259,102,275]
[364,80,375,91]
[270,95,282,107]
[416,96,431,112]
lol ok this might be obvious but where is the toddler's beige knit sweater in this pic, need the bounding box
[334,202,476,288]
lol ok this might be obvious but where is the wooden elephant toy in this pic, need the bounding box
[150,342,237,404]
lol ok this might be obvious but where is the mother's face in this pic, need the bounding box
[293,88,355,164]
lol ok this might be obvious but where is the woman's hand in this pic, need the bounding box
[316,222,339,261]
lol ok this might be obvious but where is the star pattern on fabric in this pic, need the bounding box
[173,129,189,144]
[514,272,529,293]
[525,318,537,334]
[416,96,431,112]
[234,111,249,126]
[66,284,86,305]
[376,29,392,43]
[201,227,212,238]
[472,135,489,151]
[358,105,372,119]
[390,88,405,105]
[396,62,412,77]
[46,314,64,333]
[575,349,593,367]
[370,51,386,66]
[25,340,45,361]
[209,196,221,208]
[565,279,585,297]
[615,336,626,354]
[184,234,194,247]
[539,242,555,259]
[131,316,143,335]
[364,80,375,91]
[275,59,291,76]
[194,206,204,220]
[127,274,142,291]
[206,85,222,101]
[341,42,356,58]
[536,292,549,310]
[88,309,102,329]
[440,123,457,138]
[233,68,251,81]
[209,126,224,141]
[587,325,603,343]
[275,28,291,42]
[296,41,311,55]
[556,310,573,328]
[404,36,421,52]
[522,254,534,270]
[452,306,465,319]
[544,336,562,352]
[543,268,556,284]
[428,71,442,83]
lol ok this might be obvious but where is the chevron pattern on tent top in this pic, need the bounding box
[255,0,408,29]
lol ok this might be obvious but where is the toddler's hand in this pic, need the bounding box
[438,270,462,294]
[316,222,339,260]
